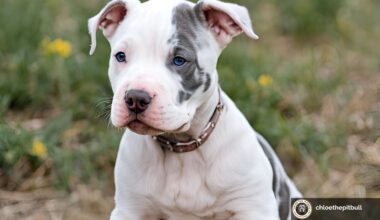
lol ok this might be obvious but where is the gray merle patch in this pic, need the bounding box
[169,3,211,103]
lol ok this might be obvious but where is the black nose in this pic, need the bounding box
[124,90,152,114]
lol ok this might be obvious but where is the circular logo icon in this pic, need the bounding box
[292,199,312,219]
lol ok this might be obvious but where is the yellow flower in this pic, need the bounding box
[31,140,48,159]
[258,74,273,87]
[42,38,72,58]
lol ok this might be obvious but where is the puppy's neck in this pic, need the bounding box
[164,86,220,142]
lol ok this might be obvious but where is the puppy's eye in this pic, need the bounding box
[172,56,187,66]
[115,52,126,63]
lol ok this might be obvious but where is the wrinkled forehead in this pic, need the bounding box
[115,0,200,50]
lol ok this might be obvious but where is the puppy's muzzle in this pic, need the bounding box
[124,90,152,114]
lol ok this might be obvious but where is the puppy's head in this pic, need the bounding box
[88,0,258,135]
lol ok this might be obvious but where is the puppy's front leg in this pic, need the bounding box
[110,209,161,220]
[230,212,280,220]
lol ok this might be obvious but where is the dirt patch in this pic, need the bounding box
[0,185,114,220]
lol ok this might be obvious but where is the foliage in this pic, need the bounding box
[274,0,344,39]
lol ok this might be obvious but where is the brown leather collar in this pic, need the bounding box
[153,90,224,153]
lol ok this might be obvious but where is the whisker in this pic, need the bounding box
[95,97,113,122]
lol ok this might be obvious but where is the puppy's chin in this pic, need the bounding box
[125,120,191,136]
[127,120,165,136]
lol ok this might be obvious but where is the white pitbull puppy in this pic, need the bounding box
[88,0,301,219]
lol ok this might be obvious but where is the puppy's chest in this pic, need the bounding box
[143,153,231,218]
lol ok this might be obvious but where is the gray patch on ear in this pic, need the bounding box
[193,2,207,27]
[169,3,211,103]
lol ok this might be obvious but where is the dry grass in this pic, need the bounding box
[295,137,380,197]
[0,185,114,220]
[293,48,380,197]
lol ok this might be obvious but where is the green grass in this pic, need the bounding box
[1,0,379,191]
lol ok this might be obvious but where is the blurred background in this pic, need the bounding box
[0,0,379,219]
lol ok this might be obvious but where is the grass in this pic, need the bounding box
[0,0,379,218]
[0,0,120,190]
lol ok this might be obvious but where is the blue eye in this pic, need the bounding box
[173,56,187,66]
[115,52,126,63]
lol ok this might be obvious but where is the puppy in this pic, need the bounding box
[88,0,302,219]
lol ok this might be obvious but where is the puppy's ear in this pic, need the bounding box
[195,0,259,48]
[88,0,140,55]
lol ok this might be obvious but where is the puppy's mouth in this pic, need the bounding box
[125,118,189,136]
[127,119,165,136]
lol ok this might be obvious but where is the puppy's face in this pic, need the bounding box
[88,0,258,135]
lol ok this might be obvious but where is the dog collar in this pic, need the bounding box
[153,89,224,153]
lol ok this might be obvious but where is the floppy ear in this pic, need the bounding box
[88,0,140,55]
[195,0,259,47]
